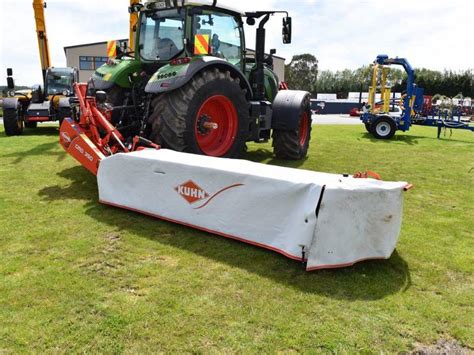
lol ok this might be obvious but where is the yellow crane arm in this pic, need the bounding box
[32,0,51,82]
[129,0,141,52]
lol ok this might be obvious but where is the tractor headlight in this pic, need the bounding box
[62,89,70,96]
[8,90,15,97]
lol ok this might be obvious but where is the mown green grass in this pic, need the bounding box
[0,123,472,352]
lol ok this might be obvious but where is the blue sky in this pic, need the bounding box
[1,0,472,85]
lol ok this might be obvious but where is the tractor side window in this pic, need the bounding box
[139,9,184,61]
[193,12,242,65]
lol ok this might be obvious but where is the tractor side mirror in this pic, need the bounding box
[282,17,292,44]
[7,68,13,77]
[7,77,14,90]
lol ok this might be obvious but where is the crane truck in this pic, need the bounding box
[2,0,78,136]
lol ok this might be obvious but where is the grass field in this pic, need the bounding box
[0,123,472,352]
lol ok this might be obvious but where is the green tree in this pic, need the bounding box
[286,53,473,98]
[284,54,318,95]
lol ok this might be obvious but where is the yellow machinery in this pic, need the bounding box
[129,0,141,52]
[2,0,77,136]
[32,0,51,82]
[367,64,391,114]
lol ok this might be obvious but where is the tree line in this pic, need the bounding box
[284,54,473,98]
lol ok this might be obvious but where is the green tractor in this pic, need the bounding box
[90,0,312,159]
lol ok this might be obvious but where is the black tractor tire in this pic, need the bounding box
[370,116,397,139]
[3,106,24,136]
[272,100,312,160]
[25,121,38,129]
[364,122,372,133]
[148,68,248,158]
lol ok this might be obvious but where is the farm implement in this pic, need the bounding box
[2,0,78,136]
[60,81,411,271]
[361,54,474,139]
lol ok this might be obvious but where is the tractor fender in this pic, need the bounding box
[91,59,142,91]
[271,90,311,130]
[2,97,20,110]
[145,57,253,99]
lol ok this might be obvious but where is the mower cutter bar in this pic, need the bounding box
[97,149,409,271]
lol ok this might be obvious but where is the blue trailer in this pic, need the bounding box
[361,55,473,139]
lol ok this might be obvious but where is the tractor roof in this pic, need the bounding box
[143,0,244,16]
[47,67,76,75]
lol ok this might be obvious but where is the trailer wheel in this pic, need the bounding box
[371,116,396,139]
[3,106,23,136]
[148,68,248,158]
[272,102,312,160]
[25,121,37,129]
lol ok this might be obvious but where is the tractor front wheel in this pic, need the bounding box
[364,122,372,133]
[272,104,312,160]
[148,68,248,158]
[3,106,24,136]
[371,116,397,139]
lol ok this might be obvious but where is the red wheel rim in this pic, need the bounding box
[195,95,238,156]
[299,111,309,146]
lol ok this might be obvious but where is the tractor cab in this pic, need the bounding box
[44,67,77,97]
[27,67,78,124]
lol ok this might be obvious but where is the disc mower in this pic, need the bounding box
[60,80,412,270]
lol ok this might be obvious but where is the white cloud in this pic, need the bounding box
[1,0,472,85]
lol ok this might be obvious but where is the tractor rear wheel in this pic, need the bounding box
[371,116,396,139]
[148,68,248,158]
[3,106,24,136]
[25,121,37,129]
[272,103,312,160]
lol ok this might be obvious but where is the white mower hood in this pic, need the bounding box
[97,149,408,271]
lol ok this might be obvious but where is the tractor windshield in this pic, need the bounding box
[45,70,74,95]
[139,9,185,61]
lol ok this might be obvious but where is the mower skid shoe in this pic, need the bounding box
[97,149,408,271]
[59,118,105,175]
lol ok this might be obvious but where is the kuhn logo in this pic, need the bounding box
[175,180,209,204]
[175,180,245,209]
